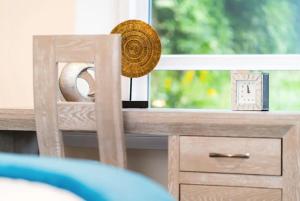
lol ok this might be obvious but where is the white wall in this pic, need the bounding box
[0,0,120,108]
[0,0,73,108]
[75,0,119,34]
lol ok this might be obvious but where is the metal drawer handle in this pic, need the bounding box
[209,152,250,159]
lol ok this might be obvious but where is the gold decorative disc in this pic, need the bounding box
[111,20,161,78]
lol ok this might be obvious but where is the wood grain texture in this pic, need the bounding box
[33,35,126,168]
[0,109,35,131]
[1,108,300,199]
[180,185,281,201]
[180,172,283,189]
[168,135,180,200]
[123,109,295,138]
[33,36,64,157]
[180,136,282,175]
[57,102,96,131]
[282,126,300,201]
[55,36,97,63]
[56,108,295,137]
[94,35,126,168]
[2,108,300,134]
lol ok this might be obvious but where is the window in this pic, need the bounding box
[148,0,300,110]
[152,0,300,54]
[151,70,231,109]
[123,0,300,110]
[151,70,300,111]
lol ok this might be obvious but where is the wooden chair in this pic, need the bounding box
[33,35,126,168]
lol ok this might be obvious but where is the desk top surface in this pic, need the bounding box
[1,108,300,133]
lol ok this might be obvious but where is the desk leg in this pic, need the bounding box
[168,135,179,201]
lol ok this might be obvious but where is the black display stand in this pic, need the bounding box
[122,78,148,108]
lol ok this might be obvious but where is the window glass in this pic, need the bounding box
[151,70,231,108]
[150,71,300,111]
[152,0,300,54]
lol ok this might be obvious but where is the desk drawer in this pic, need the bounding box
[180,136,281,175]
[181,185,281,201]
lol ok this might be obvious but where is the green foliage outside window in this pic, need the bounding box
[151,70,231,109]
[152,0,300,54]
[150,0,300,110]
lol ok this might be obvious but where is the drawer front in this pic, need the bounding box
[181,185,281,201]
[180,136,281,175]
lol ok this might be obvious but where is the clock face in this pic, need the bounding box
[231,72,268,111]
[236,80,256,105]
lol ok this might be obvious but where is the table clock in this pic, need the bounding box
[231,72,269,111]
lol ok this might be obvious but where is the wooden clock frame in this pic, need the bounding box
[231,72,269,111]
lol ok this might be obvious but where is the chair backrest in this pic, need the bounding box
[33,35,126,168]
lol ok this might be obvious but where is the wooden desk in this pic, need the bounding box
[0,109,35,131]
[1,108,300,201]
[2,107,299,134]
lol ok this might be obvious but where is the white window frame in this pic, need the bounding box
[158,55,300,70]
[118,0,300,104]
[116,0,151,102]
[120,0,300,70]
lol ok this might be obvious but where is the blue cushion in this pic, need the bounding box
[0,153,174,201]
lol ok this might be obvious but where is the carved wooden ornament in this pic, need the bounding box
[111,20,161,78]
[59,63,95,102]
